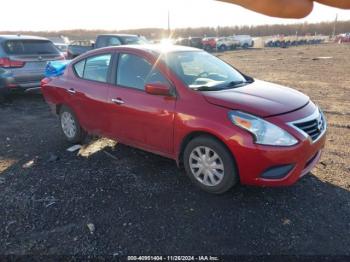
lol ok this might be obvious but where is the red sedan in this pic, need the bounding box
[41,45,327,194]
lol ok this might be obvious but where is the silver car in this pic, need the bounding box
[0,35,63,97]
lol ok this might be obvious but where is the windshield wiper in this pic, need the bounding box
[192,86,217,91]
[225,81,253,88]
[192,79,253,91]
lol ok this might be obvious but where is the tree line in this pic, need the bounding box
[1,20,349,41]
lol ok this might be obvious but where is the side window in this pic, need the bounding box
[96,36,108,48]
[83,54,112,83]
[96,36,121,48]
[74,60,85,78]
[107,37,121,46]
[117,53,169,90]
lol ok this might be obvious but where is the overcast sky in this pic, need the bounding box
[1,0,349,31]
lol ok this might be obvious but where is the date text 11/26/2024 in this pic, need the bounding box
[127,256,220,261]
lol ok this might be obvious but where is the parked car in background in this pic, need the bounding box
[67,34,148,59]
[0,35,63,98]
[41,45,326,194]
[335,33,350,43]
[175,37,203,49]
[216,37,240,51]
[232,35,254,48]
[202,37,217,51]
[54,43,68,58]
[67,40,94,59]
[94,34,148,49]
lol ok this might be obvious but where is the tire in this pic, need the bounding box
[242,43,249,49]
[183,135,239,194]
[59,106,87,144]
[219,45,227,52]
[204,45,212,52]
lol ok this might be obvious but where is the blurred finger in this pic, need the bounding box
[316,0,350,9]
[219,0,314,18]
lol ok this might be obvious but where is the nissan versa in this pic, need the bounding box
[41,45,327,194]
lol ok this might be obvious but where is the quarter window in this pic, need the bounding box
[117,53,169,90]
[74,60,85,78]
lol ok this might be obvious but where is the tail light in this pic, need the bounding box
[0,57,26,68]
[40,77,52,87]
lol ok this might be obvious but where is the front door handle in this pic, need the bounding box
[111,98,125,105]
[67,88,76,94]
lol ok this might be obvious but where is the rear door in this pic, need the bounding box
[3,39,62,87]
[66,52,114,135]
[106,52,176,155]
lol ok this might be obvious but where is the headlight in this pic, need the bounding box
[228,111,298,146]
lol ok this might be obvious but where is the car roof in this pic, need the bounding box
[0,35,50,41]
[96,44,200,55]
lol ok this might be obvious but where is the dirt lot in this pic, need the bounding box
[0,43,349,256]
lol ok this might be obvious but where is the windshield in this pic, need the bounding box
[163,51,250,91]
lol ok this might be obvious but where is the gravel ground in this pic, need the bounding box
[0,44,349,256]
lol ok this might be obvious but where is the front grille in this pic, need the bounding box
[293,112,326,142]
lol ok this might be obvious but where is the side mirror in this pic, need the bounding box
[145,83,172,96]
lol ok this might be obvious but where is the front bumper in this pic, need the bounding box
[226,103,327,186]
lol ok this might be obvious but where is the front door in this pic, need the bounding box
[107,52,176,155]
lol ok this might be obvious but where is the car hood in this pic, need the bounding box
[202,79,309,117]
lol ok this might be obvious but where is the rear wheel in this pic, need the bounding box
[183,136,238,194]
[59,106,86,143]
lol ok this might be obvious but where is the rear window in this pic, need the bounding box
[3,40,60,55]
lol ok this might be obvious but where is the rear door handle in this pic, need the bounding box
[111,98,125,105]
[67,88,76,94]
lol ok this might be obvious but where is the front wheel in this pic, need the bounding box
[183,136,238,194]
[59,106,87,144]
